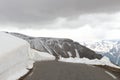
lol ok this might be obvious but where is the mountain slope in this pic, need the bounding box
[81,40,120,66]
[7,32,102,60]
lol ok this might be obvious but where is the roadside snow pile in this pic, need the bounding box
[0,32,33,80]
[30,49,55,61]
[59,56,120,69]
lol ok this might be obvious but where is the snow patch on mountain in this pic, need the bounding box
[81,40,120,66]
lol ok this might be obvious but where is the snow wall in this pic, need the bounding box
[0,32,33,80]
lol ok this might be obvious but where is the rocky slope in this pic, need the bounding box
[7,32,102,60]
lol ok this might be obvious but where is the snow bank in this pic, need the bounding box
[59,56,120,69]
[30,49,55,61]
[0,32,33,80]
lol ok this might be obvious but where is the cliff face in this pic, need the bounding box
[8,32,102,60]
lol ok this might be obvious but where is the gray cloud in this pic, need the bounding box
[0,0,120,29]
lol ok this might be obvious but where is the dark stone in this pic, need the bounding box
[8,32,103,60]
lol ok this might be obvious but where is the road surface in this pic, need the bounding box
[23,61,118,80]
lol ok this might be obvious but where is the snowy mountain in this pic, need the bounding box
[7,32,102,60]
[81,40,120,66]
[1,32,120,80]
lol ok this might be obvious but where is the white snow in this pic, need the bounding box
[81,40,120,65]
[67,51,72,57]
[0,32,33,80]
[30,49,55,61]
[1,31,120,80]
[59,56,120,69]
[75,49,80,58]
[80,40,115,53]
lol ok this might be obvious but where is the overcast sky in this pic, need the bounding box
[1,0,120,41]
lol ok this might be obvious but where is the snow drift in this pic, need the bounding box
[59,56,120,69]
[30,49,55,61]
[0,32,33,80]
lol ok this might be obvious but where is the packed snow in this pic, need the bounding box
[30,49,55,61]
[0,32,33,80]
[59,56,120,69]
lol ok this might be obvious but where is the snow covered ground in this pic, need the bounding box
[59,57,120,69]
[0,32,33,80]
[30,49,55,61]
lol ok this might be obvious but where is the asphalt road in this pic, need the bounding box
[24,61,118,80]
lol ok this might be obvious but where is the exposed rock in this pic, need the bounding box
[8,32,102,60]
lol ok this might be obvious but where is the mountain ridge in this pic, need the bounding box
[81,40,120,66]
[7,32,102,60]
